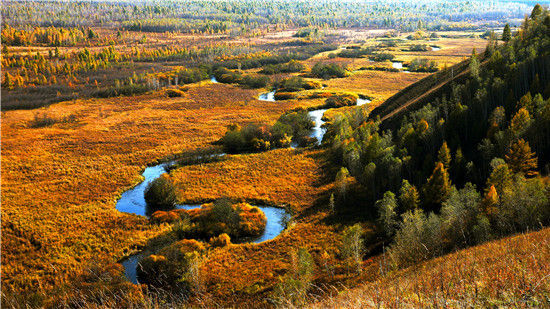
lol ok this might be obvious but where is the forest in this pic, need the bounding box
[326,4,550,267]
[1,1,549,308]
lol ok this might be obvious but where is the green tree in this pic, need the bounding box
[335,167,351,200]
[531,4,543,19]
[399,180,419,212]
[440,183,481,246]
[509,108,532,137]
[422,162,452,210]
[487,162,513,194]
[340,224,364,274]
[502,23,512,42]
[3,72,13,89]
[375,191,398,237]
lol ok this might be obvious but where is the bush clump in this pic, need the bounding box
[165,88,185,97]
[150,209,188,224]
[209,233,231,247]
[311,62,347,79]
[185,199,267,239]
[259,60,305,75]
[274,92,298,100]
[213,67,270,88]
[240,74,270,89]
[337,47,374,58]
[407,58,438,72]
[137,239,205,289]
[144,176,178,214]
[368,53,395,62]
[325,94,358,108]
[220,110,313,153]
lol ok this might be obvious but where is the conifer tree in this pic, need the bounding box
[399,180,419,212]
[422,162,451,210]
[505,139,538,177]
[437,141,452,169]
[502,23,512,42]
[531,4,543,19]
[481,185,499,216]
[487,163,512,194]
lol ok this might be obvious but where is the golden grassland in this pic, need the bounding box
[167,148,381,305]
[1,32,502,305]
[311,227,550,308]
[0,81,325,294]
[304,36,489,108]
[391,37,489,66]
[322,70,427,107]
[170,148,327,210]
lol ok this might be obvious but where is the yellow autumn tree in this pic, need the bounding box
[505,139,538,177]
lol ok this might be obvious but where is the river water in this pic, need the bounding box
[119,85,370,283]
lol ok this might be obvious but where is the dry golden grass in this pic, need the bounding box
[0,82,325,294]
[392,37,489,67]
[170,148,327,210]
[165,148,363,304]
[311,228,550,308]
[1,32,495,306]
[321,70,427,108]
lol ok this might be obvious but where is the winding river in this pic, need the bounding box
[117,160,288,284]
[119,84,370,284]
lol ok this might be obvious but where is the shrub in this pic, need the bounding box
[209,233,231,247]
[221,127,246,153]
[311,62,347,79]
[185,199,267,238]
[325,94,358,108]
[259,60,305,75]
[165,88,185,97]
[273,248,315,306]
[407,58,438,72]
[136,254,172,286]
[368,53,395,62]
[408,44,429,51]
[29,112,58,128]
[340,224,364,273]
[92,83,151,98]
[440,183,482,246]
[276,109,314,138]
[220,110,313,152]
[149,210,180,224]
[274,92,297,100]
[137,239,204,289]
[376,191,399,237]
[293,28,316,38]
[280,76,307,92]
[389,209,441,267]
[337,48,374,58]
[213,67,242,84]
[144,176,178,214]
[240,74,270,89]
[302,80,322,90]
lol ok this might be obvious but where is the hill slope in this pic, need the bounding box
[312,228,550,308]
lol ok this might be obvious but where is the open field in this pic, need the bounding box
[0,81,326,294]
[0,31,494,300]
[3,1,547,306]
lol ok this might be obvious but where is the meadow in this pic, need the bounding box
[2,1,546,307]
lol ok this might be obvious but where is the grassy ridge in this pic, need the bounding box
[312,227,550,308]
